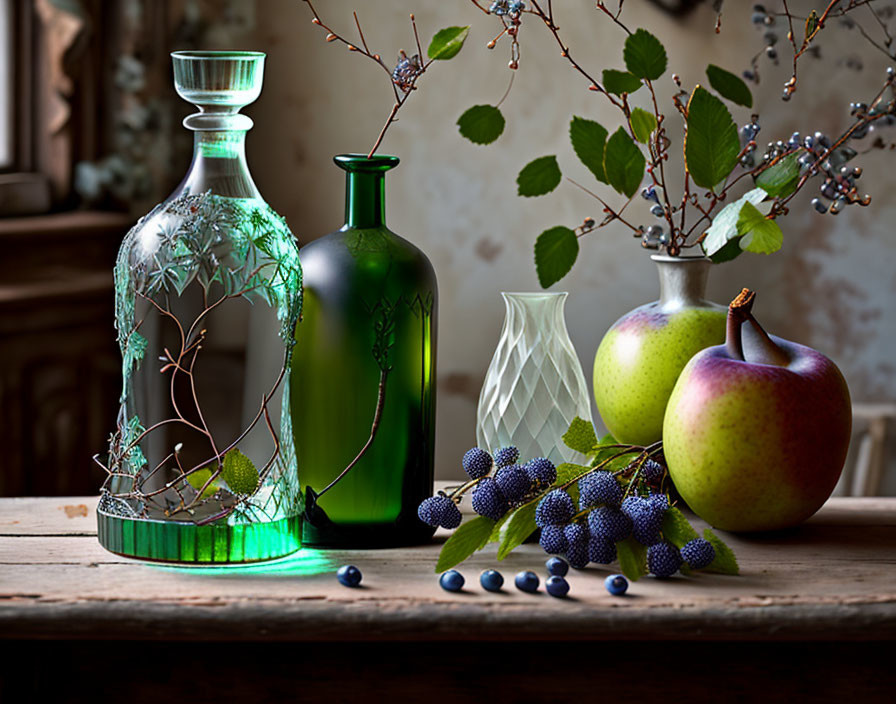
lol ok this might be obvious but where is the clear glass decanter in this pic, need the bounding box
[477,292,593,465]
[95,51,304,563]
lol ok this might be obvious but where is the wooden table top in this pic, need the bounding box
[1,494,895,642]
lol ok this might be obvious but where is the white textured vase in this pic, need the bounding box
[476,292,593,465]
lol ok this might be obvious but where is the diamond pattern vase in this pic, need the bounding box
[477,292,593,464]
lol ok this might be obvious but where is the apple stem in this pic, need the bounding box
[726,288,790,366]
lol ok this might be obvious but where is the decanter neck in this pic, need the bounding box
[177,129,261,200]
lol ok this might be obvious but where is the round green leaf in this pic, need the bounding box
[427,26,470,60]
[630,107,657,144]
[623,29,667,81]
[701,187,768,258]
[602,69,642,95]
[684,86,739,190]
[755,152,801,198]
[535,226,579,288]
[457,104,505,145]
[569,116,608,183]
[517,155,562,197]
[604,127,646,198]
[706,64,753,108]
[736,201,784,254]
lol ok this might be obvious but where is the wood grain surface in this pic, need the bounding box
[0,497,896,704]
[1,495,895,643]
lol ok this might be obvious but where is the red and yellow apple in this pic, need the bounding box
[663,289,852,532]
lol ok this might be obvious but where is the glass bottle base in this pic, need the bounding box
[300,518,436,549]
[96,510,301,564]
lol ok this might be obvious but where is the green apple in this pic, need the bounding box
[593,303,725,445]
[663,289,852,532]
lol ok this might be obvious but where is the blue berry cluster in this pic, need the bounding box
[417,446,557,528]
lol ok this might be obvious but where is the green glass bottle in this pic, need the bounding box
[292,154,437,547]
[96,51,303,563]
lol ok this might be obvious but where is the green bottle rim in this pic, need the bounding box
[334,153,400,172]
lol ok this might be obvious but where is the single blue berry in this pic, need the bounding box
[578,471,622,510]
[417,496,445,527]
[587,506,632,543]
[480,569,504,592]
[462,447,493,479]
[647,492,669,513]
[494,446,520,468]
[681,538,716,570]
[641,459,664,484]
[471,477,509,521]
[605,574,628,596]
[545,575,570,598]
[587,536,617,564]
[622,496,663,546]
[564,523,589,569]
[514,570,540,593]
[539,524,567,554]
[417,495,462,529]
[494,464,531,503]
[525,457,557,487]
[439,569,465,592]
[546,556,569,577]
[647,542,683,578]
[535,489,575,528]
[337,565,362,587]
[439,500,463,529]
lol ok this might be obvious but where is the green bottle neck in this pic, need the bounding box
[344,171,386,229]
[334,154,399,229]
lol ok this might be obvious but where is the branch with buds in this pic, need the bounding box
[303,0,470,158]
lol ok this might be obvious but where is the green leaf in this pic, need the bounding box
[805,10,820,42]
[604,127,646,198]
[602,69,642,95]
[457,104,505,145]
[497,500,539,559]
[702,528,740,575]
[630,107,657,144]
[707,237,744,264]
[737,201,783,254]
[427,26,470,60]
[755,152,801,198]
[186,468,219,499]
[517,155,562,197]
[435,516,496,573]
[617,537,648,581]
[569,116,608,183]
[562,416,599,454]
[706,64,753,108]
[534,226,578,288]
[661,507,700,548]
[555,463,590,485]
[685,86,740,190]
[701,187,767,259]
[222,449,259,495]
[623,28,667,80]
[488,511,512,543]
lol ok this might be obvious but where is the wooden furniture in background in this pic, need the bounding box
[0,211,129,496]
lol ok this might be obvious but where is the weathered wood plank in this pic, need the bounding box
[0,496,894,642]
[0,497,97,536]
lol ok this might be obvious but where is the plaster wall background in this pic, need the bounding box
[200,0,895,488]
